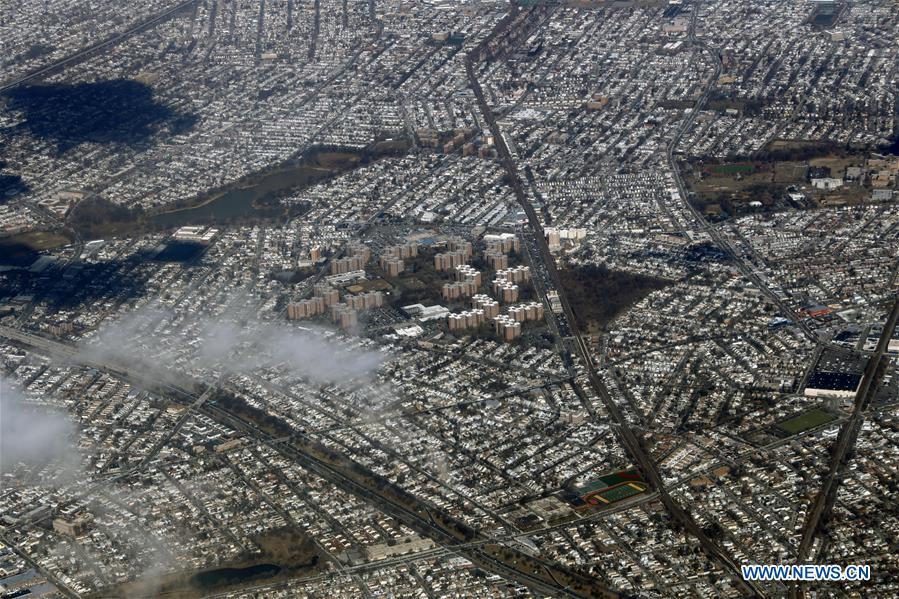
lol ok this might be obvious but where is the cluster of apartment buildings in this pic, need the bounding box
[378,242,419,277]
[287,281,383,330]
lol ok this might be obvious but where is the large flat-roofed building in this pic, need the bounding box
[803,371,862,399]
[53,513,92,537]
[402,303,450,322]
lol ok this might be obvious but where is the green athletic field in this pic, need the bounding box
[775,408,837,435]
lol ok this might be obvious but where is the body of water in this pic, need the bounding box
[150,164,333,228]
[190,563,282,589]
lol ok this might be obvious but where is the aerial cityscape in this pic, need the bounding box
[0,0,897,598]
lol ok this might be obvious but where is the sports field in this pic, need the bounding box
[710,163,755,175]
[775,408,837,435]
[599,483,646,503]
[585,482,648,505]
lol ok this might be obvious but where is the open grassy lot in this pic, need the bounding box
[0,229,72,251]
[775,408,838,436]
[0,229,72,266]
[686,150,873,218]
[345,278,392,294]
[773,161,807,183]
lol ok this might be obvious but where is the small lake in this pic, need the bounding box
[150,164,334,228]
[190,563,282,589]
[66,142,408,237]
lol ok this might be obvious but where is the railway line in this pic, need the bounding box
[0,324,619,599]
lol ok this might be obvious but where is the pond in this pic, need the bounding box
[190,563,282,589]
[150,163,334,228]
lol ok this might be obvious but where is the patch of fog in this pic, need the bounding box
[0,377,82,483]
[80,300,386,386]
